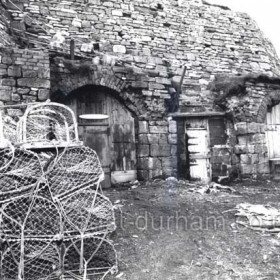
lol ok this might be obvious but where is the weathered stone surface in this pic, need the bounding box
[162,157,177,168]
[149,125,168,134]
[139,121,149,134]
[138,144,149,157]
[147,134,158,144]
[159,134,168,145]
[235,122,247,135]
[2,78,16,86]
[0,90,11,101]
[18,78,50,88]
[137,157,161,170]
[169,120,177,133]
[150,145,170,157]
[113,45,126,53]
[38,89,49,101]
[168,134,177,144]
[138,134,148,144]
[8,66,21,77]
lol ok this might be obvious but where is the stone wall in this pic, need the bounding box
[213,77,280,177]
[137,119,177,179]
[50,56,177,179]
[0,48,50,108]
[235,122,269,176]
[0,2,14,48]
[6,0,280,115]
[1,0,280,180]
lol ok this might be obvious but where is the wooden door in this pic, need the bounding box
[266,103,280,159]
[186,119,211,183]
[65,87,137,187]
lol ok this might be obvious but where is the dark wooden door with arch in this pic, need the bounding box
[65,86,137,188]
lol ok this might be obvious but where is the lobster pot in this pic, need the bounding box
[63,236,117,280]
[0,195,62,241]
[45,146,104,200]
[61,189,116,238]
[1,240,60,280]
[17,102,81,148]
[0,148,43,204]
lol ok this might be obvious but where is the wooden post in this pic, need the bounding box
[70,39,75,60]
[172,65,187,112]
[179,65,187,88]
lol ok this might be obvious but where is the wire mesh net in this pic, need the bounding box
[45,146,104,200]
[0,148,43,203]
[1,240,60,280]
[63,236,117,280]
[2,115,18,145]
[0,102,117,280]
[61,189,116,237]
[18,102,80,147]
[0,195,62,241]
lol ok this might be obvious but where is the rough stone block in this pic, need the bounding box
[162,168,173,177]
[162,157,177,168]
[235,122,247,135]
[147,134,159,144]
[237,135,248,145]
[234,145,248,154]
[159,134,168,145]
[138,157,162,170]
[257,163,270,174]
[17,88,30,95]
[8,66,21,77]
[138,144,149,157]
[138,134,149,144]
[150,144,170,157]
[247,122,260,133]
[240,154,250,165]
[22,70,38,78]
[2,78,16,86]
[149,83,165,90]
[249,133,265,144]
[18,78,50,89]
[240,164,256,175]
[171,145,177,156]
[139,121,149,134]
[0,90,11,101]
[138,170,149,180]
[7,108,23,117]
[12,94,21,102]
[251,154,259,164]
[232,154,240,165]
[38,89,49,101]
[169,120,177,133]
[2,56,13,65]
[113,45,126,53]
[0,69,8,75]
[168,134,177,144]
[112,10,123,16]
[149,125,168,134]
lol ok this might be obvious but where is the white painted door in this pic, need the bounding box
[186,128,211,183]
[266,103,280,159]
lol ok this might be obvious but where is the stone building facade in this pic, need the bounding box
[0,0,280,184]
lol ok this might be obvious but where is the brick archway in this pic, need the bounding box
[256,90,280,123]
[50,64,147,118]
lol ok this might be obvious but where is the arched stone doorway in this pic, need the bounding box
[59,85,137,187]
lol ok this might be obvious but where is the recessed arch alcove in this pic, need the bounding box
[52,85,138,188]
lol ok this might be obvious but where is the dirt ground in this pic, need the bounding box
[104,178,280,280]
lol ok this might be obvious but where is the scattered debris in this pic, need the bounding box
[192,182,235,195]
[235,203,280,232]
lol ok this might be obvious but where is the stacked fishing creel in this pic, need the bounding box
[0,102,117,280]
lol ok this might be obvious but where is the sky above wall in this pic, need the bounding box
[207,0,280,59]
